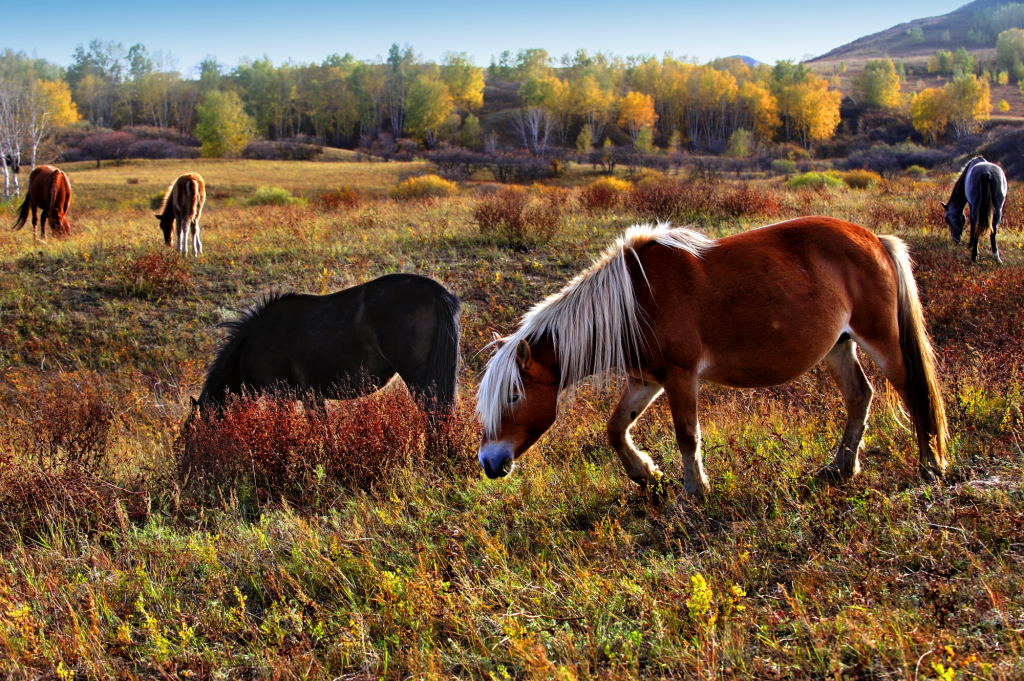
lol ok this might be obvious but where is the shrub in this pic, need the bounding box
[242,140,323,161]
[3,371,117,476]
[629,177,782,221]
[771,159,797,175]
[905,164,929,179]
[247,186,304,206]
[842,169,883,189]
[318,186,360,210]
[842,143,951,176]
[785,171,844,189]
[473,186,563,248]
[718,185,783,218]
[125,138,199,160]
[115,251,193,299]
[580,176,632,210]
[179,388,475,503]
[390,174,459,200]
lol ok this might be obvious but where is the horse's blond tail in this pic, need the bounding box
[879,235,948,478]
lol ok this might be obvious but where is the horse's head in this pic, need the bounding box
[476,337,560,479]
[155,213,174,245]
[941,201,965,244]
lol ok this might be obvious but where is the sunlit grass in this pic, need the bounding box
[0,159,1021,679]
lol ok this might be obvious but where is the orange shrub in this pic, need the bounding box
[580,176,632,211]
[473,187,563,248]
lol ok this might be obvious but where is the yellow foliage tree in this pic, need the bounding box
[617,91,657,145]
[946,74,990,137]
[779,75,842,147]
[853,58,901,109]
[440,52,484,113]
[739,80,780,141]
[570,75,616,144]
[910,88,950,144]
[25,79,80,167]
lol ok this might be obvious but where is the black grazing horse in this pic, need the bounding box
[942,156,1008,263]
[193,273,461,423]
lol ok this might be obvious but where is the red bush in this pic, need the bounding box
[179,388,478,502]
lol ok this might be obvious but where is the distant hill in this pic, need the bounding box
[808,0,1022,63]
[725,55,762,67]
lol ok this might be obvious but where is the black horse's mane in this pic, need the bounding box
[198,290,297,405]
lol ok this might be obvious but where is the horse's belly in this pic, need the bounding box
[696,323,841,388]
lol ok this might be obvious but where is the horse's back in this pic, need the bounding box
[636,217,897,387]
[966,161,1008,198]
[235,275,458,395]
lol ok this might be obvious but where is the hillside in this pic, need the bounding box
[808,0,1017,63]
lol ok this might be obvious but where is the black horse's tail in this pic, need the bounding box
[11,193,30,230]
[425,288,461,414]
[975,171,995,238]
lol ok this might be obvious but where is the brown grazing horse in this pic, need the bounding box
[476,218,948,501]
[12,165,72,239]
[155,173,206,256]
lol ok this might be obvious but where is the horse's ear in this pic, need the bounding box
[939,201,947,209]
[515,338,531,368]
[189,396,199,409]
[491,331,502,343]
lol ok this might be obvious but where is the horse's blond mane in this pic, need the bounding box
[476,223,713,437]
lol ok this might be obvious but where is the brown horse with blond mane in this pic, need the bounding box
[156,173,206,256]
[476,217,948,501]
[12,165,72,239]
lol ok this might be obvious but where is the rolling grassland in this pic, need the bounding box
[0,159,1021,680]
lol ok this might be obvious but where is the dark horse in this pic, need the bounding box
[942,156,1007,263]
[193,273,461,424]
[156,173,206,256]
[12,165,72,239]
[2,154,18,174]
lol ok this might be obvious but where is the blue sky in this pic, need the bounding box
[5,0,965,74]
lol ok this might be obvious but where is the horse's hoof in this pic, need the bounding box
[813,464,847,484]
[919,465,945,484]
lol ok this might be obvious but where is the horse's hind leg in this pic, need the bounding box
[192,220,203,256]
[816,337,873,482]
[991,201,1003,263]
[607,377,664,486]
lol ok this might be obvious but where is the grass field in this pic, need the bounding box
[0,158,1021,680]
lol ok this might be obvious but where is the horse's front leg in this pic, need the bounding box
[177,217,187,255]
[663,368,709,499]
[606,377,664,487]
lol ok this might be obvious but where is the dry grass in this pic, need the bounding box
[0,158,1021,679]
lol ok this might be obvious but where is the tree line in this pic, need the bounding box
[0,37,1009,196]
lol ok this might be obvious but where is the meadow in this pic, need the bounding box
[0,158,1021,680]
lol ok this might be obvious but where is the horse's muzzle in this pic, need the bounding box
[479,443,514,479]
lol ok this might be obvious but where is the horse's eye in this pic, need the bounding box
[509,393,521,404]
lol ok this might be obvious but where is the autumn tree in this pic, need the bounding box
[772,64,841,147]
[405,70,453,147]
[617,91,657,145]
[853,58,901,109]
[440,52,484,113]
[946,73,990,137]
[996,28,1024,77]
[195,90,256,157]
[24,80,80,167]
[910,88,949,143]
